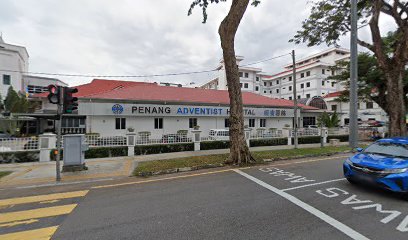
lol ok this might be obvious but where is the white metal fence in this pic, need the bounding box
[0,137,38,152]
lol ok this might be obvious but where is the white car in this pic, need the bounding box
[208,129,230,141]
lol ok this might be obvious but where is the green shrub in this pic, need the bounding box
[250,138,288,147]
[0,152,39,164]
[200,141,230,150]
[134,143,194,155]
[293,136,322,145]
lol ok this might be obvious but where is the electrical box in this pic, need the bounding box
[63,134,88,171]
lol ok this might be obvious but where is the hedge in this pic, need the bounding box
[0,152,39,164]
[200,141,230,150]
[250,138,288,147]
[134,143,194,155]
[327,135,349,142]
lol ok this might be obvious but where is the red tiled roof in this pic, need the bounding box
[324,91,344,98]
[36,79,318,110]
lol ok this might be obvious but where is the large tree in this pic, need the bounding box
[291,0,408,137]
[188,0,259,165]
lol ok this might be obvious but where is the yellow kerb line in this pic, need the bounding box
[0,190,89,207]
[0,204,77,224]
[0,226,58,240]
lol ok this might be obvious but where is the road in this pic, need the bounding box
[1,154,407,239]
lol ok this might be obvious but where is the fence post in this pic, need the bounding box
[282,128,292,146]
[126,132,137,156]
[39,133,56,162]
[321,127,328,147]
[244,128,251,147]
[191,130,202,151]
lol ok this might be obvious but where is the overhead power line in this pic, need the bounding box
[0,52,291,79]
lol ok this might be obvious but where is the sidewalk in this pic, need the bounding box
[0,142,351,188]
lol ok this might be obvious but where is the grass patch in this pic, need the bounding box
[0,171,12,179]
[133,145,357,177]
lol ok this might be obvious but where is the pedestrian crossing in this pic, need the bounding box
[0,190,89,240]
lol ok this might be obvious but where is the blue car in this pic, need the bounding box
[343,137,408,198]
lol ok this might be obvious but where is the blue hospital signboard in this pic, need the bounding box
[80,103,295,118]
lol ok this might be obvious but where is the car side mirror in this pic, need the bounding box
[356,148,363,152]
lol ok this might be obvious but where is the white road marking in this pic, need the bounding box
[233,169,370,240]
[282,178,347,192]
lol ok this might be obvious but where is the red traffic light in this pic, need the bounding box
[47,85,60,104]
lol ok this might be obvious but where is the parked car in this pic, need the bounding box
[208,129,229,141]
[343,137,408,199]
[95,136,126,146]
[306,125,319,129]
[24,138,38,150]
[0,132,12,140]
[161,134,190,143]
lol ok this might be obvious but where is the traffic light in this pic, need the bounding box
[47,85,61,104]
[63,87,78,113]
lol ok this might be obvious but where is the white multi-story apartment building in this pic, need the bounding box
[201,56,265,94]
[0,36,66,99]
[262,48,349,100]
[0,35,29,97]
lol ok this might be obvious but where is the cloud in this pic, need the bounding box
[0,0,396,87]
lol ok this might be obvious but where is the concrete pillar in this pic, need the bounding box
[126,132,137,156]
[321,127,328,147]
[244,128,251,147]
[191,130,202,151]
[39,133,57,162]
[282,128,292,146]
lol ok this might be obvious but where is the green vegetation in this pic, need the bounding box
[0,171,12,179]
[133,145,355,177]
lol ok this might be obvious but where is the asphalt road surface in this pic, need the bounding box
[1,154,407,240]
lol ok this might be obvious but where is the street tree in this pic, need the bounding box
[188,0,260,164]
[291,0,408,137]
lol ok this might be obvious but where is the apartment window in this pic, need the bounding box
[154,118,163,129]
[357,103,361,109]
[322,80,325,86]
[3,75,11,85]
[225,118,230,128]
[255,86,259,91]
[264,82,267,86]
[306,82,310,88]
[303,117,316,127]
[244,83,248,88]
[249,119,255,128]
[189,118,198,128]
[260,119,266,128]
[239,72,243,77]
[289,86,292,91]
[115,118,126,130]
[332,70,335,76]
[277,80,280,84]
[244,72,249,78]
[289,96,293,100]
[366,102,374,109]
[322,69,325,75]
[240,83,243,88]
[331,105,338,111]
[300,73,305,78]
[297,95,301,99]
[269,82,272,86]
[300,83,304,89]
[256,77,259,81]
[306,71,311,77]
[288,77,292,81]
[276,89,280,93]
[331,82,335,87]
[306,94,311,98]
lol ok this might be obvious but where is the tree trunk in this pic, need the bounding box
[218,0,254,165]
[385,66,407,137]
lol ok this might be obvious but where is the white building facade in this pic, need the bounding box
[0,36,29,97]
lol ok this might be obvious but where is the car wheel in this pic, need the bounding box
[346,177,357,185]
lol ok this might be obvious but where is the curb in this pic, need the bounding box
[134,151,352,177]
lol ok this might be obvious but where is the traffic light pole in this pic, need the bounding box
[56,87,63,182]
[291,50,298,149]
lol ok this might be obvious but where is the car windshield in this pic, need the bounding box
[364,142,408,158]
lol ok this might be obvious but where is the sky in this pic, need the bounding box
[0,0,395,87]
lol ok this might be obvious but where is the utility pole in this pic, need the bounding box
[292,50,298,149]
[349,0,358,148]
[55,87,63,182]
